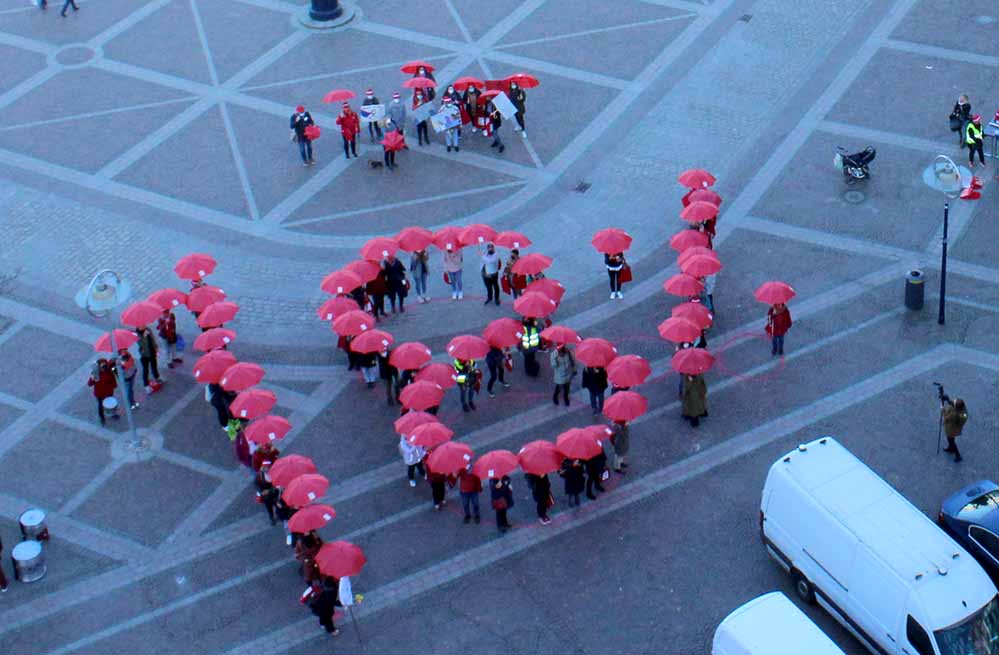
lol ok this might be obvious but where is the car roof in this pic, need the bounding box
[714,592,846,655]
[942,480,999,527]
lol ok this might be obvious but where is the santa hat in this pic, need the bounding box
[972,114,982,123]
[392,92,400,99]
[443,96,452,103]
[365,88,374,96]
[295,105,304,113]
[342,102,351,109]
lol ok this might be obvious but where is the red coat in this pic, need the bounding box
[336,111,360,139]
[157,314,177,343]
[252,446,280,472]
[458,470,482,494]
[766,306,792,337]
[88,366,117,399]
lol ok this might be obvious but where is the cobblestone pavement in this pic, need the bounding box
[1,0,999,653]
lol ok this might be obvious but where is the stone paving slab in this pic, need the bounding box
[0,41,47,90]
[0,0,146,47]
[355,0,467,42]
[0,401,22,435]
[497,0,692,44]
[194,0,298,84]
[0,326,92,402]
[890,0,999,59]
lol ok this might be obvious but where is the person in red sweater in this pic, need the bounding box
[335,102,360,159]
[87,358,118,426]
[251,441,280,473]
[156,309,181,368]
[766,302,793,356]
[458,465,482,524]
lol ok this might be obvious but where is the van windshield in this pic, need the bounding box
[935,595,999,655]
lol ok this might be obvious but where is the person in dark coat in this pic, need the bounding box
[766,303,792,356]
[87,358,117,426]
[413,67,436,101]
[581,365,608,416]
[611,420,630,473]
[383,255,408,313]
[942,397,969,463]
[289,105,315,166]
[357,350,378,388]
[295,530,324,583]
[559,459,585,506]
[485,346,511,398]
[251,441,280,473]
[366,272,387,319]
[209,383,235,430]
[135,326,161,389]
[508,81,527,135]
[952,94,972,148]
[255,463,279,525]
[412,90,431,146]
[378,348,399,405]
[605,252,626,299]
[585,449,608,500]
[487,102,505,153]
[0,533,8,592]
[490,476,514,532]
[309,576,342,637]
[526,472,552,525]
[681,374,708,427]
[427,459,449,510]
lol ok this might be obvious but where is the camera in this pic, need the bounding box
[933,382,950,404]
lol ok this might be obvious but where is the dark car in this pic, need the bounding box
[939,479,999,584]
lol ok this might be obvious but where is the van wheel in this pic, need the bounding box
[792,570,816,605]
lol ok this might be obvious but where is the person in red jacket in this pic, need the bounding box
[87,358,118,426]
[457,465,482,524]
[766,302,793,356]
[251,441,280,473]
[156,309,182,368]
[335,102,360,159]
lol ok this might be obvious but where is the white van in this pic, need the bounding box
[760,436,999,655]
[713,591,846,654]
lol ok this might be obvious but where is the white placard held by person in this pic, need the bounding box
[359,104,385,124]
[491,91,517,119]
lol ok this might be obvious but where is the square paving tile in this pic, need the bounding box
[356,0,466,42]
[951,203,999,271]
[449,0,526,41]
[0,401,23,435]
[0,0,148,47]
[0,326,91,402]
[160,390,241,471]
[194,0,298,84]
[0,43,47,91]
[891,0,999,59]
[497,0,694,43]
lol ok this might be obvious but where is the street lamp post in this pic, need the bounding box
[929,155,964,326]
[309,0,342,21]
[938,202,949,325]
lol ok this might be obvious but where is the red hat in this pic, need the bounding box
[365,88,374,95]
[443,96,452,103]
[972,114,982,123]
[342,102,351,108]
[295,105,304,113]
[392,92,400,99]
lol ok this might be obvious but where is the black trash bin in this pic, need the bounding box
[905,270,924,310]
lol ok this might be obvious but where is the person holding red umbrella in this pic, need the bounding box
[156,308,182,369]
[766,302,793,356]
[550,344,577,407]
[412,90,430,146]
[458,464,482,524]
[525,471,553,525]
[135,325,163,391]
[383,254,408,314]
[485,344,512,398]
[559,458,585,507]
[490,476,514,532]
[409,248,430,303]
[251,441,280,473]
[413,65,436,100]
[336,103,360,159]
[585,447,608,500]
[519,317,541,377]
[378,347,400,405]
[453,358,479,412]
[508,81,527,136]
[426,457,453,510]
[582,364,608,416]
[462,83,481,132]
[295,530,324,585]
[503,250,527,298]
[308,576,343,637]
[254,462,280,525]
[605,251,627,299]
[289,105,316,166]
[398,435,426,487]
[681,374,708,427]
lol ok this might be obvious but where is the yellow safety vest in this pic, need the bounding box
[967,122,983,145]
[521,326,540,349]
[453,359,467,384]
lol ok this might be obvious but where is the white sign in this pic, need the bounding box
[359,103,385,124]
[490,92,517,120]
[430,105,461,133]
[410,103,435,125]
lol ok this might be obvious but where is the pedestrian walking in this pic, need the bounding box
[582,365,608,416]
[412,90,430,146]
[453,358,479,412]
[295,530,323,584]
[605,252,626,299]
[399,435,426,487]
[966,114,986,168]
[135,326,162,390]
[487,102,505,153]
[409,249,430,303]
[559,459,585,506]
[503,250,526,298]
[383,255,408,313]
[458,465,482,524]
[485,346,511,397]
[60,0,79,17]
[87,358,117,427]
[117,349,139,410]
[550,345,577,407]
[490,476,514,532]
[610,420,630,473]
[387,92,407,137]
[251,441,280,473]
[156,309,182,369]
[480,243,502,305]
[255,463,279,525]
[336,103,360,159]
[358,350,378,388]
[941,397,969,463]
[309,577,342,637]
[378,348,399,405]
[681,373,708,427]
[766,302,792,356]
[443,246,464,300]
[520,318,541,377]
[289,105,316,166]
[585,449,608,500]
[366,269,387,319]
[427,459,450,510]
[701,274,716,314]
[361,88,382,142]
[526,472,553,524]
[508,81,527,136]
[0,534,9,592]
[208,383,235,431]
[951,94,972,148]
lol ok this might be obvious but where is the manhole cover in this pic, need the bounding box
[843,190,866,204]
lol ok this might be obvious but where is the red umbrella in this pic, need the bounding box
[389,342,432,370]
[669,229,710,253]
[186,285,227,313]
[688,188,722,206]
[120,301,163,328]
[332,310,376,337]
[680,201,719,223]
[321,269,363,295]
[511,253,552,276]
[505,72,540,88]
[477,89,502,104]
[607,354,652,387]
[244,415,292,445]
[174,253,217,280]
[316,296,359,321]
[678,168,716,189]
[197,301,240,329]
[591,228,633,254]
[681,255,723,278]
[433,226,464,251]
[415,362,457,389]
[401,60,435,74]
[575,338,617,367]
[194,327,236,352]
[315,541,367,578]
[381,130,406,152]
[288,503,336,534]
[518,440,562,475]
[269,454,317,487]
[283,473,330,507]
[360,237,399,261]
[513,291,557,318]
[403,76,437,89]
[94,329,138,353]
[540,325,580,346]
[555,428,604,460]
[585,424,614,441]
[658,316,701,343]
[230,388,277,420]
[754,281,796,305]
[672,347,715,375]
[220,362,265,392]
[678,246,717,265]
[147,288,187,311]
[459,223,498,246]
[351,329,394,353]
[603,390,648,422]
[344,260,381,284]
[494,230,531,249]
[408,422,454,449]
[321,89,355,103]
[400,380,445,411]
[453,76,485,91]
[193,350,237,384]
[426,441,473,474]
[446,334,490,361]
[663,274,704,297]
[483,318,523,349]
[525,278,565,303]
[672,301,713,329]
[472,449,519,480]
[396,226,434,251]
[394,410,439,437]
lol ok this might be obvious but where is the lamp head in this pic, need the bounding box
[76,270,131,318]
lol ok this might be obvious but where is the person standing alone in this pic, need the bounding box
[942,397,969,463]
[480,243,502,306]
[766,302,792,356]
[966,114,986,169]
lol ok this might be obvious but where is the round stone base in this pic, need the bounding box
[110,428,162,462]
[296,1,358,31]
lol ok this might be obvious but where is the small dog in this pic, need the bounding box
[368,160,384,169]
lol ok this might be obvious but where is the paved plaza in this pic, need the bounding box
[0,0,998,652]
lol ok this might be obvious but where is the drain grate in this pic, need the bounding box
[739,13,753,22]
[575,181,591,193]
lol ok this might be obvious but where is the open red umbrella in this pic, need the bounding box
[669,229,710,253]
[244,415,292,445]
[483,318,523,349]
[381,130,406,152]
[316,296,359,321]
[94,329,138,353]
[193,350,237,383]
[283,473,330,508]
[525,278,565,303]
[585,424,614,441]
[351,329,394,354]
[408,422,454,449]
[453,76,485,91]
[446,334,490,361]
[403,76,437,89]
[390,342,432,370]
[477,89,502,103]
[433,226,464,251]
[401,61,436,74]
[394,410,439,437]
[513,291,557,318]
[663,274,704,297]
[672,302,713,329]
[360,237,399,261]
[269,454,317,487]
[658,316,701,343]
[426,441,473,474]
[518,440,562,475]
[591,228,633,254]
[754,281,796,305]
[540,325,580,346]
[672,347,714,375]
[472,449,519,480]
[505,72,540,88]
[194,327,236,352]
[197,301,240,329]
[511,253,552,276]
[288,503,336,534]
[220,362,265,392]
[322,89,355,104]
[147,288,187,311]
[603,390,648,422]
[681,254,723,278]
[400,380,444,410]
[344,260,381,284]
[414,362,457,389]
[555,428,604,460]
[230,388,277,420]
[315,541,367,578]
[459,223,498,246]
[186,285,226,313]
[678,246,717,265]
[396,226,434,251]
[607,354,652,387]
[120,301,163,328]
[175,253,217,280]
[321,269,363,295]
[333,310,376,337]
[678,168,716,189]
[494,230,531,249]
[680,201,719,224]
[688,188,722,206]
[575,338,617,368]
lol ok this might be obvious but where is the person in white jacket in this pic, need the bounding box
[398,436,427,487]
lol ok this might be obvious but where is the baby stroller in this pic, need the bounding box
[834,146,876,184]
